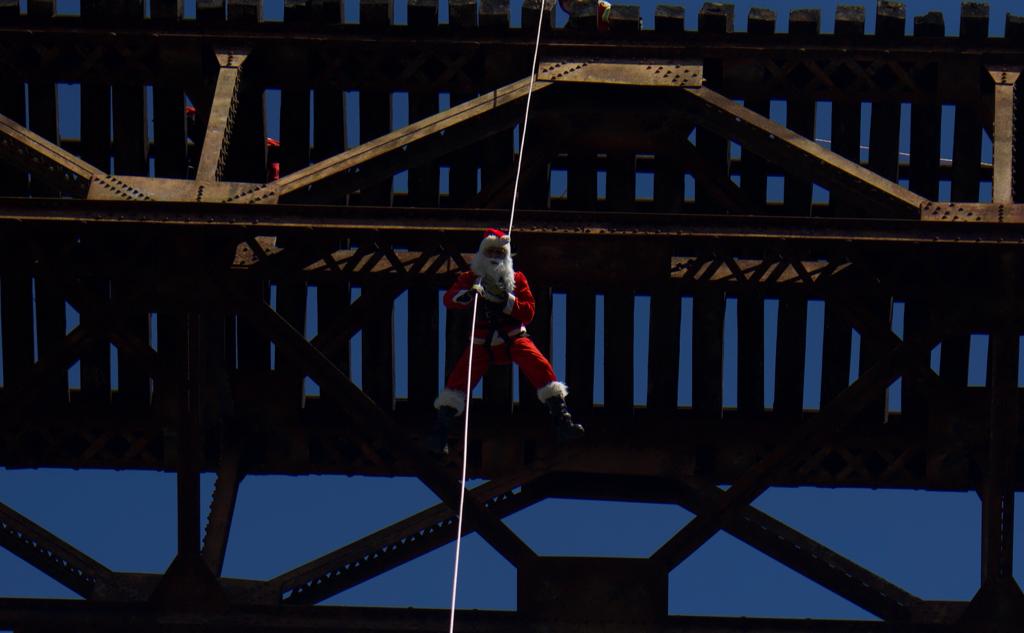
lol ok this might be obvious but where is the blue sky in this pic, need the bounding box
[2,0,1024,622]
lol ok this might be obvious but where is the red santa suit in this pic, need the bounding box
[434,232,568,413]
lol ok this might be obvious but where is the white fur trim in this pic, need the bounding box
[537,381,569,402]
[479,233,511,254]
[502,293,515,315]
[434,389,466,413]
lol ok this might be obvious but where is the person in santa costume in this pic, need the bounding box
[429,228,585,454]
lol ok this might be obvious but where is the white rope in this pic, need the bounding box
[447,3,548,631]
[506,0,547,238]
[447,293,479,633]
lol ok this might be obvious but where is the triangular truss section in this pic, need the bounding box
[2,56,1016,224]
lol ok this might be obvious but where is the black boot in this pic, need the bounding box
[546,396,584,442]
[427,406,457,455]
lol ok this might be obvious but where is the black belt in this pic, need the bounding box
[482,304,527,362]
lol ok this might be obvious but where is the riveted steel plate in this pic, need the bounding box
[537,59,703,87]
[87,176,278,204]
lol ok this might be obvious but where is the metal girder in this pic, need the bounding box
[86,176,275,203]
[673,477,921,621]
[538,471,921,621]
[0,112,104,197]
[0,406,989,490]
[196,49,249,182]
[236,241,852,292]
[1,22,1023,94]
[0,502,119,599]
[0,597,962,632]
[537,59,703,87]
[223,281,537,568]
[7,198,1024,245]
[232,76,552,204]
[255,463,558,605]
[676,85,929,219]
[650,345,909,571]
[980,253,1018,584]
[676,137,761,214]
[0,324,94,419]
[987,66,1021,204]
[53,275,164,380]
[649,304,958,572]
[201,445,244,577]
[309,283,408,361]
[149,313,227,608]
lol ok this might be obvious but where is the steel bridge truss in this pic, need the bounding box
[1,1,1024,631]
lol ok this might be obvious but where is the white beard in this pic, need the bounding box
[471,253,515,293]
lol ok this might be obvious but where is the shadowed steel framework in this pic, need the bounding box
[0,0,1023,630]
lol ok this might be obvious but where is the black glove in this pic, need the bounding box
[480,278,508,304]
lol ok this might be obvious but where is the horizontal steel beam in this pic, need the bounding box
[2,198,1024,246]
[0,597,959,632]
[0,22,1022,91]
[0,410,992,491]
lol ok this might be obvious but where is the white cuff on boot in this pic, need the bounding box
[434,389,466,413]
[536,381,569,403]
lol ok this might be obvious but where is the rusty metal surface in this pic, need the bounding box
[85,176,276,203]
[195,49,249,182]
[5,197,1024,243]
[537,59,703,87]
[0,111,103,196]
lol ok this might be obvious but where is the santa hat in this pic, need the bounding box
[478,228,511,255]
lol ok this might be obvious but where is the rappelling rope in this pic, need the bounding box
[446,3,547,633]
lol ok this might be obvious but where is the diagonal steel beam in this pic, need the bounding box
[254,462,565,605]
[224,282,537,568]
[201,444,244,577]
[233,77,553,203]
[0,111,105,197]
[676,85,929,219]
[650,339,910,571]
[195,49,249,182]
[53,276,163,379]
[310,284,407,361]
[537,469,921,621]
[650,286,976,573]
[0,501,119,599]
[0,324,94,419]
[674,477,922,621]
[677,136,760,213]
[826,277,965,419]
